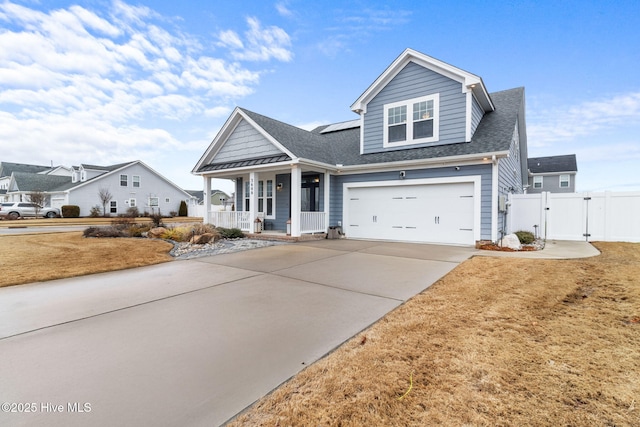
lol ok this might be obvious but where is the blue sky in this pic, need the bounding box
[1,0,639,193]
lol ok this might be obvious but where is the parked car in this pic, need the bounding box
[0,202,60,219]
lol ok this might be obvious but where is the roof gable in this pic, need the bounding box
[351,48,494,114]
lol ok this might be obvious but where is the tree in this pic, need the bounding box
[178,200,188,216]
[98,187,113,217]
[27,190,46,217]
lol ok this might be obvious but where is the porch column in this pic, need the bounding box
[203,175,211,224]
[324,171,331,231]
[249,172,258,231]
[290,165,301,237]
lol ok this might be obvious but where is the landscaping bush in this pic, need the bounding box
[89,205,102,218]
[192,223,217,235]
[216,227,245,239]
[126,206,139,217]
[160,227,188,242]
[149,213,163,228]
[62,205,80,218]
[83,226,126,238]
[515,230,535,244]
[178,200,188,217]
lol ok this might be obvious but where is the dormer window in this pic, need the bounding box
[383,94,439,147]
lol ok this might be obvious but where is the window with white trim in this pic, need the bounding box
[533,176,543,189]
[243,177,275,217]
[258,179,274,217]
[149,197,159,207]
[165,198,170,203]
[559,174,570,188]
[383,94,439,147]
[129,198,136,207]
[133,175,140,188]
[120,174,128,187]
[110,200,117,214]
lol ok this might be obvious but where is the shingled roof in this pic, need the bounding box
[0,162,51,178]
[11,172,72,192]
[528,154,577,173]
[232,87,523,168]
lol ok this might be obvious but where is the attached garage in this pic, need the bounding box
[343,177,481,246]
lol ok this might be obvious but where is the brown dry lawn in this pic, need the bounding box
[230,242,640,427]
[0,232,173,287]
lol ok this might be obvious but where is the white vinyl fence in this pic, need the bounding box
[508,191,640,242]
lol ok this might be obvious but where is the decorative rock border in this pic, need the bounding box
[170,238,288,259]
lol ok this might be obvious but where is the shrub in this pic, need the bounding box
[515,230,535,244]
[178,200,188,217]
[89,205,102,218]
[126,206,139,218]
[160,227,188,242]
[149,213,163,228]
[191,223,217,235]
[83,226,126,238]
[62,205,80,218]
[127,223,152,237]
[217,227,244,239]
[169,211,178,217]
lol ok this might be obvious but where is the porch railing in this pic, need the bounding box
[209,211,251,231]
[300,211,326,233]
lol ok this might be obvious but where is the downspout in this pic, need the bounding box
[491,155,499,242]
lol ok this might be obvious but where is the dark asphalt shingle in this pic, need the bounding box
[528,154,577,173]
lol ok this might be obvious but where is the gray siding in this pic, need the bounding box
[497,123,524,235]
[471,96,484,136]
[527,173,576,193]
[362,61,467,153]
[331,164,493,240]
[214,119,283,162]
[68,163,190,216]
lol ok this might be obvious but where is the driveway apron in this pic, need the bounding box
[0,240,475,427]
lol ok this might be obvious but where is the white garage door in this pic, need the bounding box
[346,182,475,245]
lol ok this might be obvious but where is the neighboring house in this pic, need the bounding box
[527,154,578,193]
[0,160,196,216]
[211,189,232,207]
[193,48,529,245]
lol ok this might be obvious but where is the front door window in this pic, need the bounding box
[301,175,320,212]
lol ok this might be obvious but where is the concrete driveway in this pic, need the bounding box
[0,240,476,426]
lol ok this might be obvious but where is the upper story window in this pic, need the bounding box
[120,174,128,187]
[80,170,86,181]
[133,175,140,188]
[559,174,570,188]
[383,94,439,148]
[533,176,543,189]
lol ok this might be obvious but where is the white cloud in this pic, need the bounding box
[0,1,295,176]
[219,17,293,62]
[528,92,640,147]
[275,2,293,18]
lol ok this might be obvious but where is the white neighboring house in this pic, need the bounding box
[0,161,197,217]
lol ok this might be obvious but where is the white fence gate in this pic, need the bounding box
[508,191,640,242]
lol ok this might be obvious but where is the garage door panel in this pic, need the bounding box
[346,182,475,245]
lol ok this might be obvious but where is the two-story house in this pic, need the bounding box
[193,49,529,245]
[527,154,578,193]
[1,160,196,216]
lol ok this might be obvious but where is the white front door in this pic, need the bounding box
[345,182,476,245]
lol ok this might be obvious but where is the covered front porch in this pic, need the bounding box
[202,164,332,237]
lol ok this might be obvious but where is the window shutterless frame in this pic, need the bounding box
[383,93,439,147]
